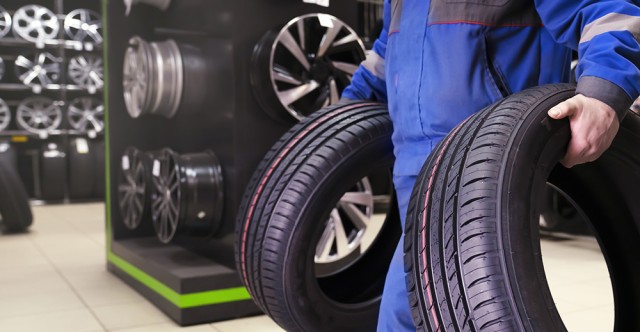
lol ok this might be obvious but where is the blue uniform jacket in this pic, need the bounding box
[342,0,640,176]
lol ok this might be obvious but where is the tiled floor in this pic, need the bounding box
[0,203,614,331]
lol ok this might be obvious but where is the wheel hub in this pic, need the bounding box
[309,58,332,83]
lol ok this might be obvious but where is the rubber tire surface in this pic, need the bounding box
[235,102,401,332]
[40,144,67,201]
[0,158,33,231]
[68,138,95,199]
[404,84,640,331]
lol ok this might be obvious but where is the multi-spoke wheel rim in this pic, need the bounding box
[255,14,365,121]
[0,5,11,39]
[118,148,147,230]
[123,42,147,118]
[16,96,62,134]
[151,150,181,243]
[14,52,61,87]
[0,98,10,132]
[64,9,103,45]
[12,5,59,44]
[67,97,104,132]
[314,177,386,277]
[68,54,104,90]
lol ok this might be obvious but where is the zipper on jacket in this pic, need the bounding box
[486,56,511,98]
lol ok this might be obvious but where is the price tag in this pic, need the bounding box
[122,155,130,170]
[76,138,89,154]
[303,0,329,7]
[152,160,160,177]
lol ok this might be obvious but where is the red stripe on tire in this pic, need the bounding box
[239,103,378,291]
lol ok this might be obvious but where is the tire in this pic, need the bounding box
[0,157,33,232]
[235,102,401,332]
[39,143,67,201]
[68,138,95,199]
[0,141,17,171]
[404,84,640,331]
[539,184,590,235]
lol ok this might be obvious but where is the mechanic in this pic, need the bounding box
[341,0,640,330]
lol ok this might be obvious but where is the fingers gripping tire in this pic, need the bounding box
[404,84,640,331]
[235,102,401,332]
[0,158,33,232]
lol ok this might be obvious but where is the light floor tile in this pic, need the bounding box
[211,315,284,332]
[113,322,216,332]
[0,289,85,318]
[91,301,170,330]
[0,308,104,332]
[0,266,71,298]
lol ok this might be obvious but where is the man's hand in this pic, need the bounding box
[547,94,619,168]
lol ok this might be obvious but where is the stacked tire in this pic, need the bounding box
[0,155,33,232]
[404,84,640,331]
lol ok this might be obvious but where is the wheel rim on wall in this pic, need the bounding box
[16,96,62,134]
[252,13,366,121]
[14,52,61,87]
[12,5,59,44]
[0,5,11,39]
[67,97,104,133]
[0,57,5,81]
[122,36,183,119]
[64,9,103,45]
[0,98,10,132]
[68,54,104,91]
[118,147,149,230]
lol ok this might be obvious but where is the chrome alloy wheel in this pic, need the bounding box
[67,97,104,132]
[123,36,183,118]
[12,5,59,45]
[0,98,10,132]
[68,54,104,91]
[118,147,149,230]
[16,96,62,134]
[14,52,61,87]
[0,5,11,39]
[252,14,366,121]
[151,150,181,243]
[63,9,103,45]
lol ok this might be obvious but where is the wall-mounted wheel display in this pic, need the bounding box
[236,102,400,331]
[151,149,224,244]
[123,0,171,16]
[67,97,104,133]
[0,98,10,133]
[16,96,62,135]
[118,147,152,230]
[14,52,62,88]
[123,36,183,119]
[404,84,640,331]
[0,5,11,39]
[39,142,67,201]
[251,14,366,122]
[0,156,33,232]
[64,9,103,46]
[68,54,104,92]
[12,5,59,45]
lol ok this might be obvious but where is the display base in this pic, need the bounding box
[108,237,262,326]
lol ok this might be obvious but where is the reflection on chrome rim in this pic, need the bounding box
[0,98,10,132]
[67,97,104,132]
[64,9,103,45]
[16,96,62,134]
[12,5,59,44]
[68,54,104,90]
[0,6,10,39]
[14,52,61,87]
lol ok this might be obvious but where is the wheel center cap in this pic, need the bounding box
[310,58,332,83]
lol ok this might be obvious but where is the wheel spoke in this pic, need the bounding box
[317,22,343,57]
[332,61,359,75]
[340,202,370,230]
[296,19,306,51]
[316,218,337,259]
[279,30,311,71]
[340,191,373,206]
[333,209,350,255]
[273,66,303,85]
[329,78,339,104]
[332,34,358,48]
[277,81,320,106]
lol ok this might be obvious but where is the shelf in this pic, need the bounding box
[0,129,104,139]
[0,83,103,94]
[0,37,103,52]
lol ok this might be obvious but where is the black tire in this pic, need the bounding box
[235,102,401,332]
[404,84,640,331]
[68,138,95,199]
[39,143,67,201]
[0,157,33,232]
[0,141,17,171]
[540,184,590,235]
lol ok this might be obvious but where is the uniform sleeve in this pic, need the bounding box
[341,0,390,102]
[534,0,640,119]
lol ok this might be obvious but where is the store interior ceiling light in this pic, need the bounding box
[12,5,59,45]
[67,97,105,133]
[68,54,104,91]
[0,5,11,39]
[0,98,10,132]
[16,96,62,134]
[123,0,171,16]
[64,9,103,45]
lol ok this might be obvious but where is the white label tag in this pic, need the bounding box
[76,138,89,154]
[303,0,329,7]
[152,160,160,177]
[122,155,130,170]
